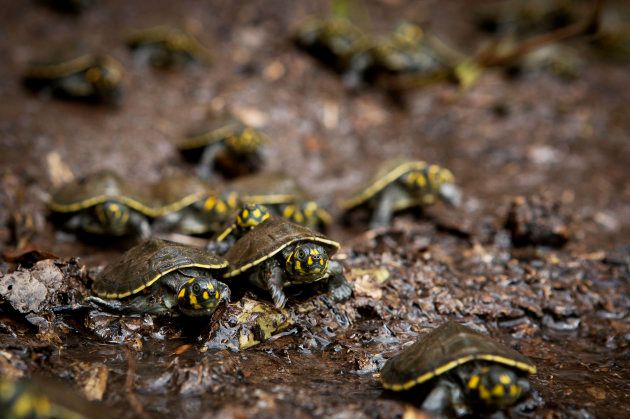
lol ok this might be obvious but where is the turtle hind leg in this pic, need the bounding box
[127,211,151,240]
[197,143,221,180]
[327,261,352,303]
[369,187,398,229]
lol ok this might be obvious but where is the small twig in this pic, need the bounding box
[124,347,150,419]
[478,0,604,68]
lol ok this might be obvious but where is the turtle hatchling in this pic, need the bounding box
[179,112,266,180]
[23,53,123,104]
[209,203,271,254]
[223,216,352,308]
[380,321,536,416]
[90,239,230,316]
[49,170,155,240]
[341,158,461,228]
[127,25,211,68]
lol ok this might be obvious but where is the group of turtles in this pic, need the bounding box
[9,5,547,418]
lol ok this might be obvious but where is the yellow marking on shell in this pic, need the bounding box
[202,291,209,300]
[341,160,428,209]
[499,374,512,385]
[381,353,536,391]
[509,384,520,398]
[94,262,228,299]
[223,236,340,278]
[479,384,491,401]
[34,395,51,415]
[491,384,505,397]
[467,374,480,390]
[85,67,101,83]
[178,288,186,299]
[12,393,34,417]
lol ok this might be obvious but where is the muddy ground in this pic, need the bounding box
[0,0,629,418]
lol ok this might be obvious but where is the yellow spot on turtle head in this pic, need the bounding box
[189,293,198,306]
[216,201,227,214]
[0,380,16,400]
[416,173,427,188]
[295,260,302,272]
[207,282,214,291]
[34,395,51,415]
[311,248,319,255]
[283,206,295,218]
[499,374,512,385]
[204,196,217,211]
[187,277,195,284]
[468,374,480,390]
[509,384,520,398]
[215,291,219,299]
[227,193,238,209]
[307,256,313,266]
[202,291,209,300]
[86,67,102,83]
[478,384,491,401]
[178,288,186,299]
[319,258,324,266]
[253,208,261,218]
[294,212,304,224]
[242,209,250,219]
[491,384,505,398]
[13,394,34,417]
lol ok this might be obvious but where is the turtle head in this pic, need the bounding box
[202,192,240,221]
[235,203,270,233]
[281,201,331,230]
[225,128,264,156]
[177,277,230,316]
[85,56,123,103]
[95,201,130,234]
[401,165,461,207]
[285,243,329,279]
[467,365,526,409]
[392,22,423,46]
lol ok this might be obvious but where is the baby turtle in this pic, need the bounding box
[23,53,123,104]
[223,217,352,308]
[151,174,240,235]
[225,172,332,231]
[341,159,461,228]
[90,239,230,316]
[49,170,155,240]
[179,113,266,180]
[0,375,108,419]
[209,203,272,254]
[294,17,372,87]
[380,321,536,416]
[127,25,211,68]
[363,23,452,85]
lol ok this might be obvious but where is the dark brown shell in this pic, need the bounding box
[380,321,536,391]
[150,174,215,216]
[93,239,227,298]
[49,170,155,215]
[225,172,305,205]
[223,217,339,277]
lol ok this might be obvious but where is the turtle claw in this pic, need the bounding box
[270,284,288,309]
[328,277,353,303]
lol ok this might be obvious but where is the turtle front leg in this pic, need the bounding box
[421,379,464,418]
[370,187,398,229]
[197,143,222,180]
[55,74,93,99]
[327,260,352,303]
[250,259,287,309]
[127,211,151,240]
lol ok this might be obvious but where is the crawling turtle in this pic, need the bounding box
[150,174,240,235]
[179,113,266,180]
[380,321,536,416]
[23,53,123,104]
[90,239,230,316]
[127,25,211,68]
[49,170,155,240]
[209,203,271,254]
[341,159,461,228]
[225,172,331,231]
[223,217,352,308]
[363,23,453,85]
[0,375,108,419]
[294,17,372,87]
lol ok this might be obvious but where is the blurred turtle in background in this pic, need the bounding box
[89,239,230,317]
[224,172,332,232]
[127,25,211,68]
[49,170,154,241]
[0,375,108,419]
[150,174,240,236]
[380,321,536,417]
[179,112,267,180]
[341,159,461,229]
[223,217,352,308]
[23,53,123,104]
[209,203,271,255]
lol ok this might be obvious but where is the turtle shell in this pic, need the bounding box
[127,26,211,62]
[150,174,215,216]
[49,170,156,215]
[24,54,122,81]
[380,321,536,391]
[341,158,428,210]
[225,172,305,205]
[178,113,244,152]
[93,238,228,298]
[223,217,339,278]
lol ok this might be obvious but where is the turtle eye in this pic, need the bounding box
[296,249,306,259]
[192,283,201,293]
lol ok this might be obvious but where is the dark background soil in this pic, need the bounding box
[0,1,628,418]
